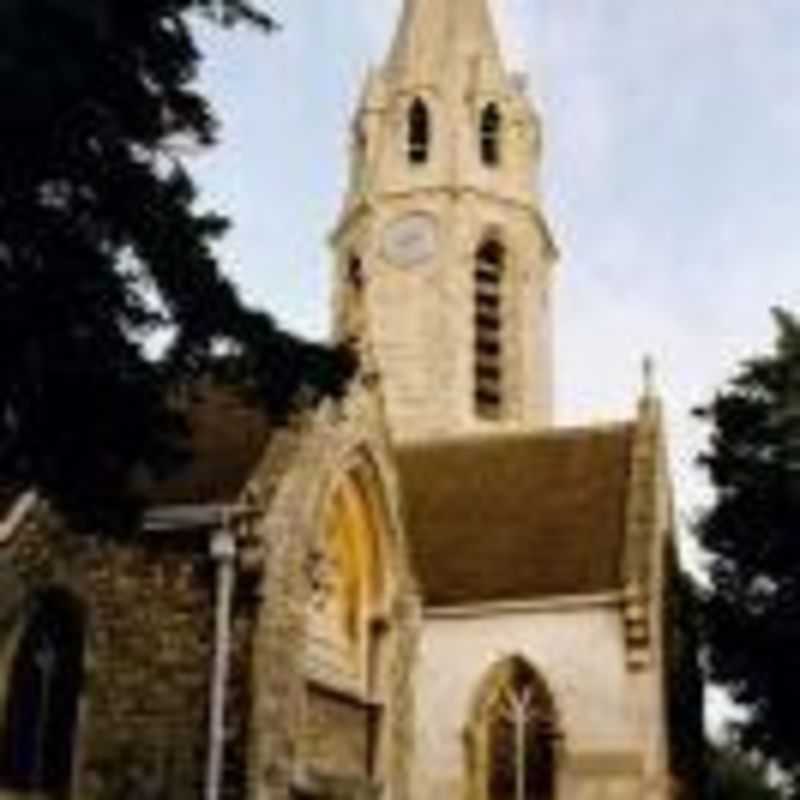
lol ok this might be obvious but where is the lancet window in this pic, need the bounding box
[480,103,503,167]
[471,658,559,800]
[0,589,85,797]
[408,97,431,164]
[474,239,505,419]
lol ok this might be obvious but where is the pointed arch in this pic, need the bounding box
[0,587,86,797]
[467,656,561,800]
[305,446,400,693]
[408,97,431,164]
[480,102,503,167]
[300,444,406,785]
[474,237,506,420]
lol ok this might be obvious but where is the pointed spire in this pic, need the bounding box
[642,355,656,400]
[638,354,664,425]
[386,0,502,78]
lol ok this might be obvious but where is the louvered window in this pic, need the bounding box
[408,98,430,164]
[480,103,502,167]
[474,240,505,419]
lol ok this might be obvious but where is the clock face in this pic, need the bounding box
[382,213,438,267]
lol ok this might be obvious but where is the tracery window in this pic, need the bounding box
[480,103,503,167]
[302,463,394,784]
[408,97,431,165]
[305,468,388,688]
[471,658,558,800]
[474,239,505,420]
[0,589,85,797]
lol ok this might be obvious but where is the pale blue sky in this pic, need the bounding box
[193,0,800,540]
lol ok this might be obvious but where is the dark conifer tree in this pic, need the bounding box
[696,309,800,793]
[0,0,352,528]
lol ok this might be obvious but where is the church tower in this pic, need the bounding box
[331,0,558,443]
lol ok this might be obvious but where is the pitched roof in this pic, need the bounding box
[396,424,635,607]
[142,385,273,507]
[0,387,272,517]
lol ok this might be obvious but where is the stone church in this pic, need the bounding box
[0,2,697,800]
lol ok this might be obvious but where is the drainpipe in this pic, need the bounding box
[206,525,237,800]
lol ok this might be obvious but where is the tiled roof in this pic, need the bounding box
[396,424,635,607]
[0,386,272,519]
[142,385,273,506]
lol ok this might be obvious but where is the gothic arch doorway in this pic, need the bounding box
[466,656,561,800]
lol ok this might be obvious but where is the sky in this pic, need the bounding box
[193,1,800,560]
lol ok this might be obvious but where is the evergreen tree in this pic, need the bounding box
[695,309,800,791]
[0,0,352,528]
[707,742,783,800]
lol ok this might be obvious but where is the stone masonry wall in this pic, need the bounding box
[246,384,419,800]
[2,508,258,800]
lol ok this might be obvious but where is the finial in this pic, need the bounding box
[642,355,656,399]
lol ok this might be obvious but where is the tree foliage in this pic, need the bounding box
[706,742,783,800]
[665,554,706,800]
[695,309,800,790]
[0,0,352,527]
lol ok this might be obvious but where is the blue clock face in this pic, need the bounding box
[383,213,438,266]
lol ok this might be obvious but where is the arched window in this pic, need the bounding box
[408,98,430,165]
[474,239,505,420]
[0,589,85,796]
[304,461,394,781]
[470,657,559,800]
[306,467,389,685]
[480,103,502,166]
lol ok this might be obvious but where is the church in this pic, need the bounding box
[0,2,698,800]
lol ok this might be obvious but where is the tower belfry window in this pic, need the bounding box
[480,103,502,167]
[408,98,430,164]
[474,239,505,420]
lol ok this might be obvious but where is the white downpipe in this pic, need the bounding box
[206,527,237,800]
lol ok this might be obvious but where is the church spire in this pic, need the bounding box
[386,0,503,78]
[331,0,557,442]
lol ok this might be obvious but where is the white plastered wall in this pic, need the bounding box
[413,597,662,800]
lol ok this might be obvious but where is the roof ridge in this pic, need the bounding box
[398,420,635,453]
